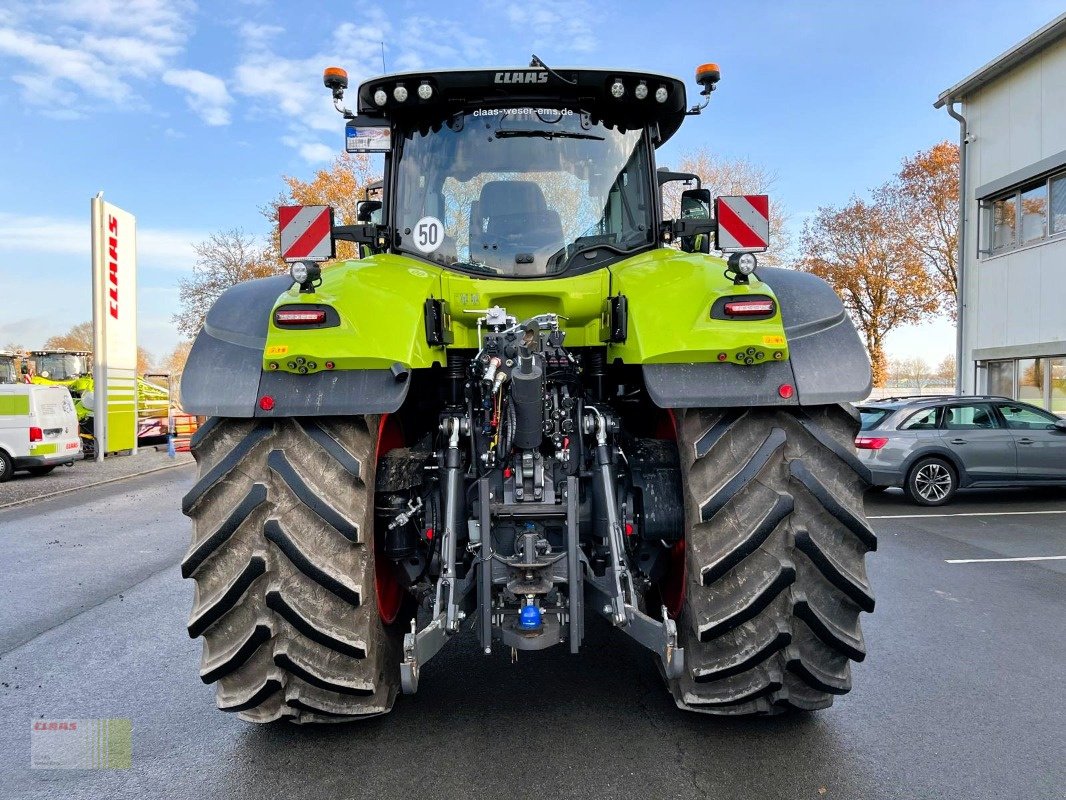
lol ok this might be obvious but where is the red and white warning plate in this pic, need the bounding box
[279,205,334,262]
[715,195,770,252]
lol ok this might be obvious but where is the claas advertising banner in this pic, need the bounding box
[91,196,138,455]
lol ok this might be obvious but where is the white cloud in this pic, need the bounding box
[163,69,232,126]
[499,1,599,54]
[232,5,488,162]
[0,212,204,272]
[0,0,194,111]
[280,137,334,164]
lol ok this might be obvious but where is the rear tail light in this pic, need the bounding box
[855,436,889,450]
[29,426,43,442]
[275,308,326,325]
[724,300,775,316]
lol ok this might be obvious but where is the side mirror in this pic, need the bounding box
[356,200,383,224]
[672,188,714,253]
[20,363,29,375]
[680,188,711,219]
[1054,419,1066,433]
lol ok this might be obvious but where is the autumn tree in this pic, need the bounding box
[890,356,934,390]
[887,141,959,315]
[263,152,379,263]
[935,353,956,384]
[44,321,93,351]
[161,341,193,375]
[798,197,940,387]
[173,229,279,338]
[137,347,154,375]
[661,148,791,265]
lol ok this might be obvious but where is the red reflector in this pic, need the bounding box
[275,308,326,325]
[259,395,275,411]
[625,522,634,536]
[778,384,794,399]
[724,300,775,316]
[425,527,434,541]
[855,436,889,450]
[717,352,728,361]
[29,426,43,442]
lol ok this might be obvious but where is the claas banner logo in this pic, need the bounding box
[715,195,770,252]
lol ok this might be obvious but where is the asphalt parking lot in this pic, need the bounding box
[0,467,1063,799]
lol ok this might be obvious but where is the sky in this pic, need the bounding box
[0,0,1063,364]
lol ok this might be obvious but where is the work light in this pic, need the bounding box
[289,261,321,288]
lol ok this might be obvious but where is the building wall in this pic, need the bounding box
[959,33,1066,413]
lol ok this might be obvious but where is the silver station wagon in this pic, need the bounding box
[855,395,1066,505]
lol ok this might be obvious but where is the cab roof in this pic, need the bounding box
[356,67,690,145]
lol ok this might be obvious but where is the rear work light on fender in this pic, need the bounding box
[855,436,889,450]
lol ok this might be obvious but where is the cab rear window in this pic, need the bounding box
[858,408,891,431]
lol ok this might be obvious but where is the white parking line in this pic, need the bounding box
[868,510,1066,519]
[945,555,1066,564]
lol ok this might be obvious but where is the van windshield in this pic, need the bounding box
[393,108,655,276]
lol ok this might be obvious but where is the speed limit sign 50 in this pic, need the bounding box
[413,216,443,253]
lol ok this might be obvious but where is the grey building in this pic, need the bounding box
[936,12,1066,414]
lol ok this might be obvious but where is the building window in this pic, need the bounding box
[987,360,1015,397]
[989,196,1016,253]
[981,168,1066,256]
[1017,358,1044,407]
[1020,184,1047,243]
[1052,358,1066,415]
[1052,175,1066,235]
[983,356,1066,414]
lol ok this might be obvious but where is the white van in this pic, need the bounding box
[0,385,82,481]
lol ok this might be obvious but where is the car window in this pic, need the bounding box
[900,407,939,430]
[996,403,1058,430]
[858,408,892,431]
[943,404,999,430]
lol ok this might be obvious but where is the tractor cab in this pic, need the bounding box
[326,64,724,277]
[0,352,16,384]
[31,350,91,383]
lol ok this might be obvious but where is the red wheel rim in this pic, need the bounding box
[375,414,406,624]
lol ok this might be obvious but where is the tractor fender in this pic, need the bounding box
[180,275,410,418]
[758,267,872,405]
[643,267,871,408]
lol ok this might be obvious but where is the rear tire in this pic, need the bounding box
[28,466,56,477]
[0,450,12,482]
[182,416,403,723]
[667,405,876,715]
[904,457,957,506]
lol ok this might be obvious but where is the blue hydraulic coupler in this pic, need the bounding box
[517,604,542,631]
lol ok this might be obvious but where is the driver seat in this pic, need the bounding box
[469,181,564,264]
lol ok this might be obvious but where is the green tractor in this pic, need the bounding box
[29,350,93,416]
[0,351,17,384]
[180,60,876,723]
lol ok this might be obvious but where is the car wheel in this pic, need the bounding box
[905,457,956,506]
[0,450,12,483]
